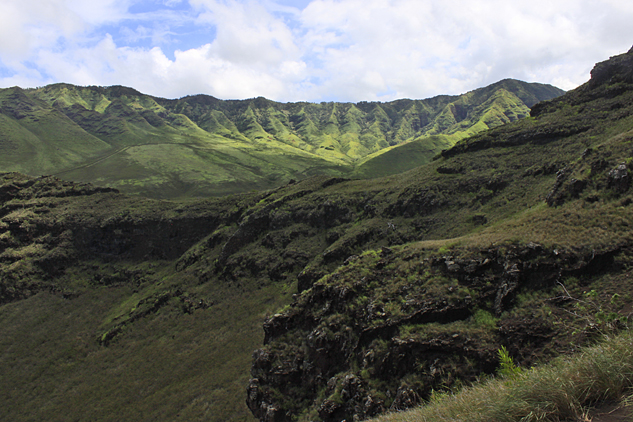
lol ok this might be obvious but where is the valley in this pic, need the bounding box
[1,48,633,422]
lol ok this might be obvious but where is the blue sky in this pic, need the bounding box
[1,0,632,102]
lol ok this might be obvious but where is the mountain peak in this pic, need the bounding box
[587,45,633,89]
[530,46,633,118]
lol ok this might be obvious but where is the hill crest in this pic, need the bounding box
[0,79,563,198]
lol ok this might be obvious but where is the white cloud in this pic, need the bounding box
[32,35,293,100]
[295,0,623,99]
[192,0,301,66]
[0,0,133,62]
[1,0,632,102]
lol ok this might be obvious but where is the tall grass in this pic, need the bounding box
[373,330,633,422]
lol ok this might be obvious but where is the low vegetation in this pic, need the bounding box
[245,47,633,421]
[373,329,633,422]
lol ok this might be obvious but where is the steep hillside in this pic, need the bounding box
[0,80,562,198]
[0,48,630,422]
[245,48,633,421]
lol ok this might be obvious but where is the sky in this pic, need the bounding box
[1,0,632,103]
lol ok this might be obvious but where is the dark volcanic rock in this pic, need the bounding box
[587,46,633,89]
[247,242,627,421]
[608,163,630,193]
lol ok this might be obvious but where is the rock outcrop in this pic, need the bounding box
[246,243,628,421]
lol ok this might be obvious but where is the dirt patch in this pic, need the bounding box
[588,403,632,422]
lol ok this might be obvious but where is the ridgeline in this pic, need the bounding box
[0,79,562,198]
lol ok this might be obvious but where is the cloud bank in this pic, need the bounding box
[1,0,632,102]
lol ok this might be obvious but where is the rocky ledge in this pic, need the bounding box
[247,241,632,421]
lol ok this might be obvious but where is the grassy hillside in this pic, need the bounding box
[0,48,630,422]
[0,177,283,421]
[373,329,633,422]
[0,80,563,198]
[352,135,455,178]
[244,47,633,421]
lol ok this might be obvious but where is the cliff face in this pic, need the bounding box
[245,47,633,421]
[247,243,631,421]
[0,172,250,303]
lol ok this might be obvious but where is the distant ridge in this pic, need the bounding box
[0,80,563,198]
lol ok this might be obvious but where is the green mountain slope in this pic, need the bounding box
[2,49,632,422]
[0,80,563,198]
[0,87,112,173]
[242,48,633,421]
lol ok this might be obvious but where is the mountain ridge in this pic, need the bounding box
[0,79,563,197]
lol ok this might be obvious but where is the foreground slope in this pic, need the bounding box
[373,329,633,422]
[245,47,633,421]
[0,80,562,198]
[0,50,628,422]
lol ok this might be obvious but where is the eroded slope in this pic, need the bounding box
[0,80,563,198]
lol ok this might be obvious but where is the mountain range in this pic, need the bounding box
[1,47,633,422]
[0,80,562,198]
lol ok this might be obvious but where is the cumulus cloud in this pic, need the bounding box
[296,0,633,100]
[193,0,300,64]
[1,0,632,102]
[0,0,131,61]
